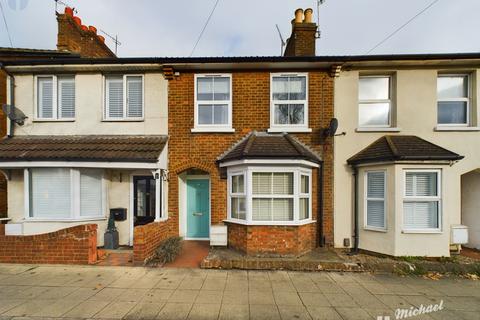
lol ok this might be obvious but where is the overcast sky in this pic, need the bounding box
[1,0,479,57]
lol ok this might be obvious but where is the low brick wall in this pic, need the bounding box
[133,220,170,265]
[226,222,316,256]
[0,224,97,264]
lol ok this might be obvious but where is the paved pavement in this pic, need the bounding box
[0,264,478,320]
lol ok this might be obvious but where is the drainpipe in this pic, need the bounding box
[0,63,15,137]
[351,166,359,254]
[318,161,325,246]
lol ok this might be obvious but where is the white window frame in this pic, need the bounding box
[358,75,392,128]
[228,171,247,220]
[34,75,76,121]
[193,73,233,132]
[103,74,145,121]
[364,170,387,231]
[402,169,442,233]
[269,73,310,133]
[24,168,107,221]
[299,172,311,220]
[437,73,471,127]
[227,166,312,225]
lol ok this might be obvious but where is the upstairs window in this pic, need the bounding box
[270,73,309,131]
[403,170,441,231]
[358,76,392,127]
[105,75,144,120]
[194,74,232,131]
[36,75,75,120]
[437,74,470,126]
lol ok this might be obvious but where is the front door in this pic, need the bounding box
[133,176,156,226]
[186,179,210,239]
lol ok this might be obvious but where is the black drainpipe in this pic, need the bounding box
[318,161,325,246]
[351,166,359,254]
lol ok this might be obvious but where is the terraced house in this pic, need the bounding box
[0,7,478,264]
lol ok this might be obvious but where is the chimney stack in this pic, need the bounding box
[284,8,317,57]
[56,7,116,58]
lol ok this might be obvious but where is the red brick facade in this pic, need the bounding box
[167,70,334,255]
[0,224,97,264]
[133,220,171,265]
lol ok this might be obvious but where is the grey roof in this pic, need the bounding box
[347,135,464,165]
[218,131,322,164]
[0,135,168,163]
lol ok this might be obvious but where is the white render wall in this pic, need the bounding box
[11,72,168,136]
[334,69,480,255]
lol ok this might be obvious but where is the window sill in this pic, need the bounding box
[191,127,235,133]
[22,217,107,223]
[356,127,401,132]
[267,127,312,133]
[102,119,145,122]
[223,219,316,226]
[401,229,442,234]
[154,218,168,223]
[363,227,387,233]
[33,119,75,122]
[434,126,480,132]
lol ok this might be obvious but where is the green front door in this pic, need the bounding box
[186,179,210,239]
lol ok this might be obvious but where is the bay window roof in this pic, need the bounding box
[217,131,322,165]
[0,135,168,163]
[347,135,463,166]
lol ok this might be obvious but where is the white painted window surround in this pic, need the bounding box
[364,171,386,231]
[24,168,107,221]
[403,170,442,233]
[358,75,393,129]
[269,73,311,133]
[226,166,312,226]
[193,74,233,132]
[35,75,75,121]
[104,75,144,121]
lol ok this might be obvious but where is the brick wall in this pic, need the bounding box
[57,13,115,58]
[226,222,316,256]
[284,23,317,57]
[0,224,97,264]
[168,70,335,251]
[133,220,171,265]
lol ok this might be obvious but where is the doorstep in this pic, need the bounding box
[201,247,480,274]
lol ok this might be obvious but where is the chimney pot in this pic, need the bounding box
[304,8,313,23]
[294,8,304,23]
[73,16,81,26]
[81,25,88,32]
[97,35,105,43]
[64,7,74,17]
[88,25,97,34]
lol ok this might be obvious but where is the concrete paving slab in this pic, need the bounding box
[222,290,248,305]
[218,304,249,320]
[187,303,220,320]
[298,292,331,307]
[323,293,358,307]
[306,306,342,320]
[249,304,280,320]
[142,289,174,303]
[248,290,275,305]
[62,300,109,318]
[169,289,199,303]
[195,290,223,304]
[156,302,192,320]
[31,299,80,317]
[93,301,137,319]
[273,291,303,306]
[277,305,312,320]
[124,302,165,320]
[0,300,26,315]
[335,307,373,320]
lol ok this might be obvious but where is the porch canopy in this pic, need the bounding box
[0,135,168,169]
[347,135,464,166]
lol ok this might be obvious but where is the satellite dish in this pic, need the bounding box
[323,118,338,137]
[2,104,28,126]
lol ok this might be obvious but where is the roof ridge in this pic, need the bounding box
[283,133,307,157]
[243,131,257,155]
[385,136,399,157]
[285,134,322,161]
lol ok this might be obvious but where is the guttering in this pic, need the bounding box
[351,165,359,254]
[318,161,325,246]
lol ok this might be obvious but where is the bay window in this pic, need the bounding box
[105,75,144,120]
[194,74,232,131]
[437,74,470,126]
[36,75,75,120]
[403,170,441,231]
[227,167,312,224]
[26,168,105,220]
[270,73,309,131]
[358,76,392,127]
[365,171,386,230]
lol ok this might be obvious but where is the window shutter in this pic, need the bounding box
[58,77,75,118]
[30,168,71,218]
[38,77,54,118]
[404,202,439,229]
[366,172,385,228]
[106,77,124,118]
[126,76,143,118]
[80,170,103,217]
